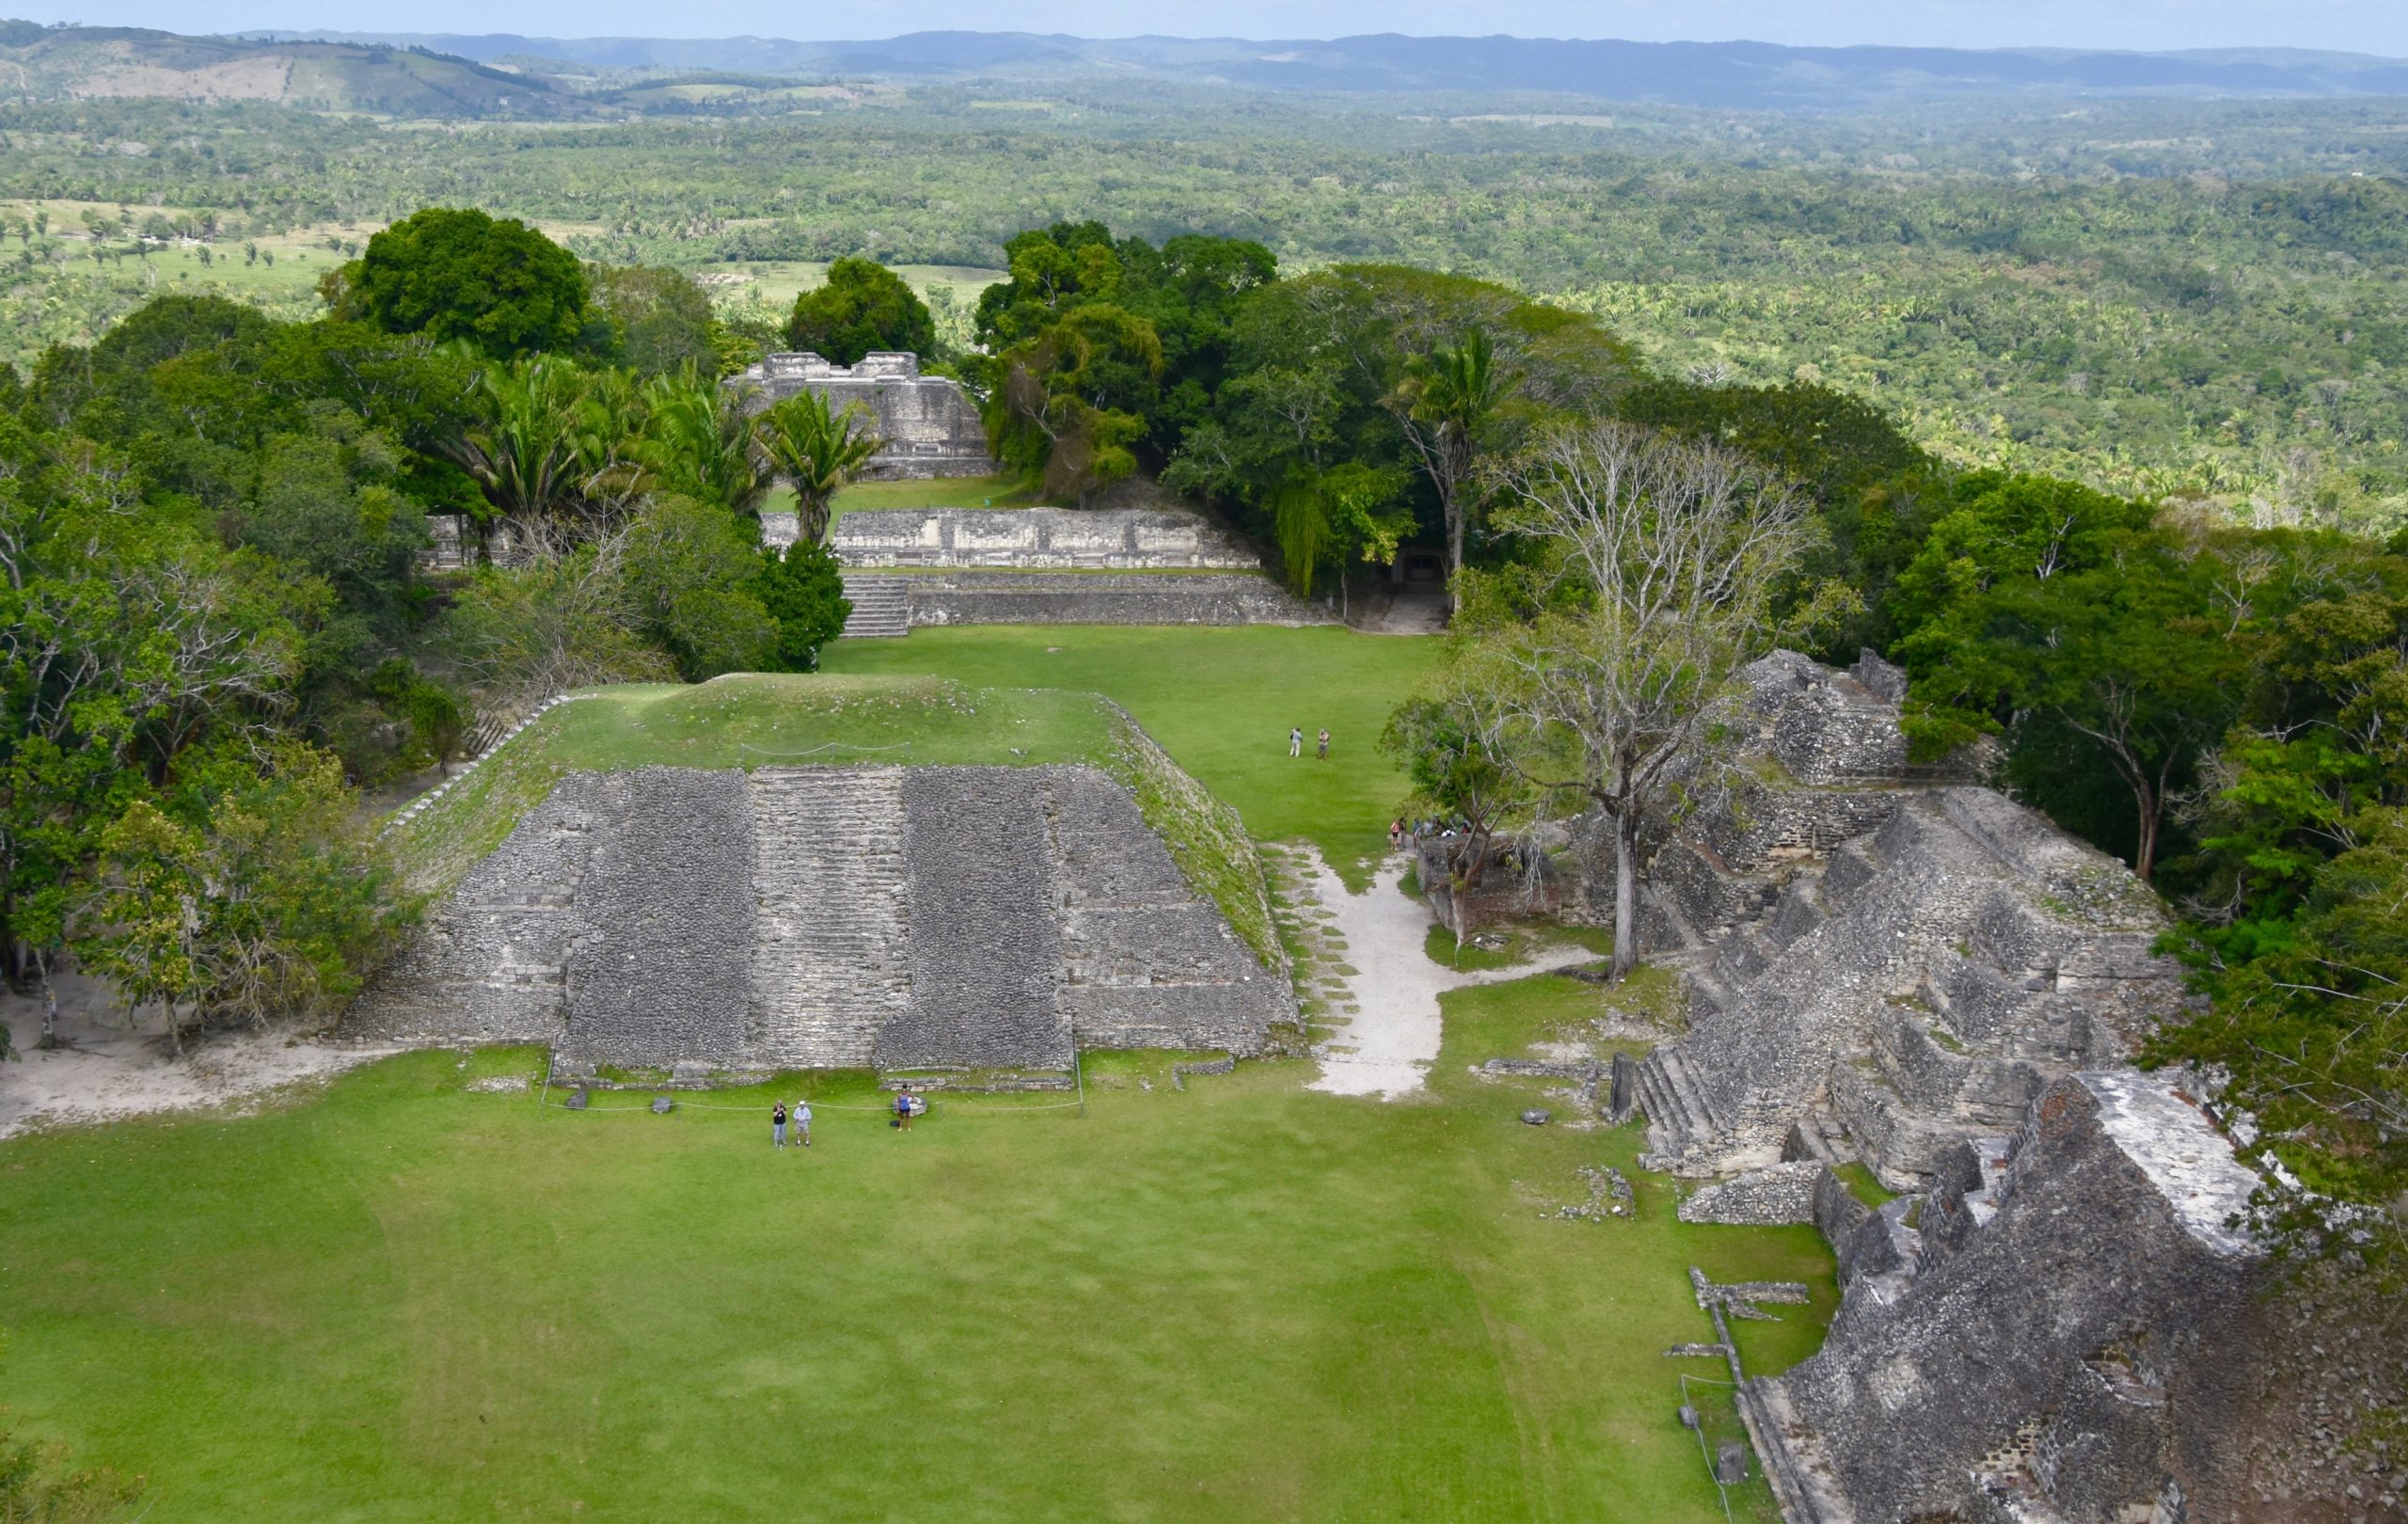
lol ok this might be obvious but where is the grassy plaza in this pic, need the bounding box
[1,626,1830,1520]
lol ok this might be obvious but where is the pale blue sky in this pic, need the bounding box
[13,0,2406,56]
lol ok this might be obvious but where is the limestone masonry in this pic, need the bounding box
[809,507,1333,634]
[830,507,1266,569]
[1749,1071,2267,1522]
[345,764,1291,1074]
[1625,650,2179,1185]
[1604,652,2292,1521]
[728,351,996,480]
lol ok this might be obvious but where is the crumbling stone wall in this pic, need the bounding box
[560,769,755,1069]
[347,763,1292,1074]
[1625,653,2178,1185]
[895,570,1334,628]
[1745,1072,2267,1523]
[879,768,1071,1072]
[831,508,1267,570]
[728,352,995,480]
[1050,767,1291,1053]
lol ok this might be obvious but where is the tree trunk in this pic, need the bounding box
[2132,784,2160,882]
[1444,490,1465,618]
[1450,866,1472,965]
[1610,809,1640,982]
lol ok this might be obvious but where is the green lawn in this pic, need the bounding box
[1424,923,1618,972]
[831,474,1052,516]
[752,476,1053,532]
[0,973,1829,1522]
[824,626,1438,886]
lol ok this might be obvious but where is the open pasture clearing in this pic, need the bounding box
[0,973,1825,1521]
[715,260,1004,314]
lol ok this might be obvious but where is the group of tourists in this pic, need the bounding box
[1389,817,1469,852]
[769,1085,923,1148]
[769,1098,812,1148]
[1287,725,1331,759]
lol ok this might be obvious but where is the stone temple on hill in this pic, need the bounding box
[726,351,995,480]
[345,764,1291,1080]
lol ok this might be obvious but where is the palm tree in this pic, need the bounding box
[440,354,591,549]
[636,364,765,516]
[754,389,884,545]
[1393,327,1509,616]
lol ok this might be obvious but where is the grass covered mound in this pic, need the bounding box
[0,973,1830,1521]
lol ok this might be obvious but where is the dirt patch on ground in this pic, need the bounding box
[0,974,398,1139]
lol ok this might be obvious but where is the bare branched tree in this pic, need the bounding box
[1462,421,1851,979]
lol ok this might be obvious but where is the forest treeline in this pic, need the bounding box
[2,194,2400,1272]
[0,90,2404,524]
[0,208,862,1056]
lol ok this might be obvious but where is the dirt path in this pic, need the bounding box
[1279,850,1598,1101]
[0,975,399,1140]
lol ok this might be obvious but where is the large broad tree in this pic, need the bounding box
[2151,807,2408,1268]
[1456,421,1846,979]
[785,258,937,365]
[1893,474,2244,881]
[80,742,403,1053]
[587,263,721,377]
[345,208,588,358]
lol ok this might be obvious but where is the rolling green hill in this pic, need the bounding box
[0,22,594,118]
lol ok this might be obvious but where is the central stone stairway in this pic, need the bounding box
[837,574,911,638]
[746,767,912,1066]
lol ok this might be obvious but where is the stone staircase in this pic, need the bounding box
[1635,1041,1727,1167]
[745,768,912,1067]
[838,575,911,638]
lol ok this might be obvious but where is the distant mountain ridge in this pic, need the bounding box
[3,20,2405,113]
[0,20,591,115]
[271,28,2408,104]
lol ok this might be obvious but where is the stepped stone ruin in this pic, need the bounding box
[345,764,1291,1076]
[1590,651,2308,1521]
[729,351,995,481]
[819,507,1333,635]
[831,507,1266,570]
[1750,1070,2271,1522]
[1622,649,2179,1185]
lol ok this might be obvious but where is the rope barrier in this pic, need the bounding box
[528,1095,1084,1114]
[1676,1372,1740,1524]
[735,739,914,758]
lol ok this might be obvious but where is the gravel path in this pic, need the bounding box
[1292,852,1598,1101]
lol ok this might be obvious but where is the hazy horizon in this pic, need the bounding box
[8,2,2407,57]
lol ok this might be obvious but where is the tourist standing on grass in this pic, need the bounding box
[772,1101,788,1149]
[794,1098,812,1149]
[895,1086,915,1132]
[1289,725,1303,758]
[1317,727,1330,759]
